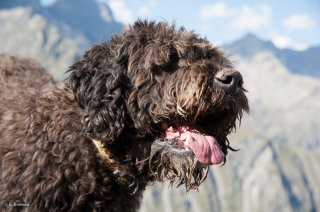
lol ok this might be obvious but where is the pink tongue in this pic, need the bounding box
[163,127,225,165]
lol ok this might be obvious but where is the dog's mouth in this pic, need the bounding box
[160,126,224,165]
[147,97,246,190]
[148,124,222,190]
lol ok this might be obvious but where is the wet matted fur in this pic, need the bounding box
[0,21,249,211]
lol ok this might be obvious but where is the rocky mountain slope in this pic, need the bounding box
[0,0,122,80]
[1,1,319,212]
[140,50,320,212]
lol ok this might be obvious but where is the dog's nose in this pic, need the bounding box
[214,69,243,92]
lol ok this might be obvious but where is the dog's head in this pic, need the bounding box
[67,20,249,191]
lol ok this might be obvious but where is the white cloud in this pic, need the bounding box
[283,14,317,31]
[231,4,272,32]
[271,34,308,51]
[271,35,292,49]
[292,43,308,51]
[40,0,57,6]
[149,0,158,7]
[138,6,151,17]
[108,0,134,24]
[198,3,272,32]
[198,2,236,21]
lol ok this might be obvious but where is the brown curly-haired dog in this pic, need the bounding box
[0,54,54,94]
[0,54,54,117]
[0,21,249,211]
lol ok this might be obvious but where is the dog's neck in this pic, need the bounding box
[92,139,116,165]
[91,139,142,195]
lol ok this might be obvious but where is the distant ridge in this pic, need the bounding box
[224,33,320,78]
[0,0,123,80]
[0,0,40,8]
[0,0,123,43]
[40,0,123,43]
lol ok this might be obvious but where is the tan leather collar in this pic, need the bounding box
[92,139,140,194]
[92,139,115,164]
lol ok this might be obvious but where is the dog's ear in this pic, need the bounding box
[66,44,128,143]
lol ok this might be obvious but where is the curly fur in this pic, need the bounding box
[0,54,53,93]
[0,20,249,211]
[0,54,54,118]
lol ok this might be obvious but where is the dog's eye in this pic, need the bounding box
[153,52,180,74]
[168,52,179,65]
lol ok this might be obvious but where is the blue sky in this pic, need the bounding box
[105,0,320,50]
[42,0,319,50]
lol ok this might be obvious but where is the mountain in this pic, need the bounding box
[0,0,122,80]
[224,33,320,78]
[39,0,122,43]
[140,48,320,212]
[0,0,40,8]
[141,36,320,211]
